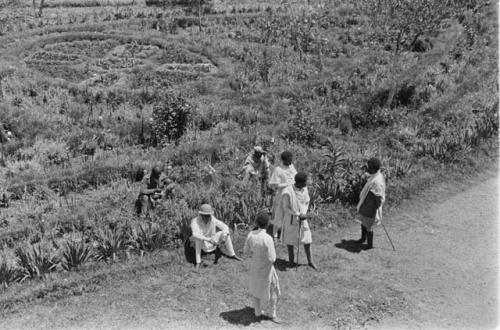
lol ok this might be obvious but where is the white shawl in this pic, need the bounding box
[357,171,386,222]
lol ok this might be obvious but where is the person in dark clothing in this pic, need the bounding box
[355,158,386,250]
[135,163,174,217]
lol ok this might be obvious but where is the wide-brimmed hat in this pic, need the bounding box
[254,146,265,153]
[198,204,214,215]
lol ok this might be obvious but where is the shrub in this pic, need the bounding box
[152,93,193,145]
[61,240,93,271]
[127,222,167,254]
[15,245,60,280]
[93,228,126,262]
[0,258,22,287]
[286,106,319,146]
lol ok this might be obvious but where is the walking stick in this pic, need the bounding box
[379,215,396,251]
[296,218,301,271]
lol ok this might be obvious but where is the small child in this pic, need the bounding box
[243,213,281,323]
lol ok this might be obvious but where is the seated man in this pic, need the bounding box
[135,164,174,217]
[190,204,242,270]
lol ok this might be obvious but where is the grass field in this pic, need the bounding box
[0,0,497,326]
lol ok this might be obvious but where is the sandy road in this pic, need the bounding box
[371,175,498,329]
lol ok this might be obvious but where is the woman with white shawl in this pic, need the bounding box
[356,158,386,250]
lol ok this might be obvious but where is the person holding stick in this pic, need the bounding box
[243,212,281,323]
[280,172,317,270]
[355,157,386,250]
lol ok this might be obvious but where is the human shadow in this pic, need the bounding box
[274,258,289,271]
[334,239,363,253]
[220,306,261,326]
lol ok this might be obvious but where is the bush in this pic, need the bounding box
[286,106,319,146]
[15,245,60,280]
[0,258,22,287]
[152,94,193,145]
[61,240,92,271]
[127,222,168,254]
[93,228,126,262]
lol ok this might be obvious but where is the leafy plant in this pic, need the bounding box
[93,228,125,262]
[15,245,60,280]
[127,222,167,254]
[0,258,22,286]
[61,240,92,271]
[152,93,193,145]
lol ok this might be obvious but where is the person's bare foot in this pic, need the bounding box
[261,315,283,324]
[308,262,318,271]
[228,254,243,261]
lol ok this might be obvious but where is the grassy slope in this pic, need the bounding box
[0,152,496,329]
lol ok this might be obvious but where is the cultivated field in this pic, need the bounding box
[0,0,497,328]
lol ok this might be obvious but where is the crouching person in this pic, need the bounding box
[190,204,242,270]
[243,213,281,323]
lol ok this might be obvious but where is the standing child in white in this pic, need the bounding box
[243,213,281,323]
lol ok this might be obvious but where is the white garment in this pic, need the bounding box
[244,229,281,307]
[190,215,229,252]
[357,171,386,223]
[280,185,312,246]
[269,164,297,233]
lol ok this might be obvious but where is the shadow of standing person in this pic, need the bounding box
[334,239,364,253]
[220,306,261,325]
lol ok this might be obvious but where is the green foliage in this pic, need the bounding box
[61,240,93,271]
[127,222,167,254]
[152,93,193,145]
[0,258,22,287]
[93,228,126,262]
[287,106,319,146]
[15,245,60,280]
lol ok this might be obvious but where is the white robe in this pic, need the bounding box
[269,164,297,231]
[244,229,281,304]
[280,185,312,246]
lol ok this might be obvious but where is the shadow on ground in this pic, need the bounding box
[220,306,261,326]
[335,239,363,253]
[274,258,289,271]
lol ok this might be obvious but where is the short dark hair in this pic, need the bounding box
[367,158,381,172]
[295,172,308,185]
[281,151,293,164]
[255,212,270,229]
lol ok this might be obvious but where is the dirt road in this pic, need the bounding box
[370,174,498,329]
[0,172,497,329]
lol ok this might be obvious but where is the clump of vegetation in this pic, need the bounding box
[61,240,93,271]
[152,93,193,145]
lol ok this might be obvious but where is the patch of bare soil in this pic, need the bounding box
[0,171,497,330]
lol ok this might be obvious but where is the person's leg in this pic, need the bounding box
[364,221,374,250]
[138,195,150,217]
[253,297,261,317]
[356,225,367,243]
[287,245,294,266]
[366,230,374,250]
[268,286,278,318]
[304,244,317,270]
[194,238,203,266]
[215,232,242,261]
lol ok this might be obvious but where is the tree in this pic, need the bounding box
[178,0,213,32]
[32,0,45,17]
[363,0,482,107]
